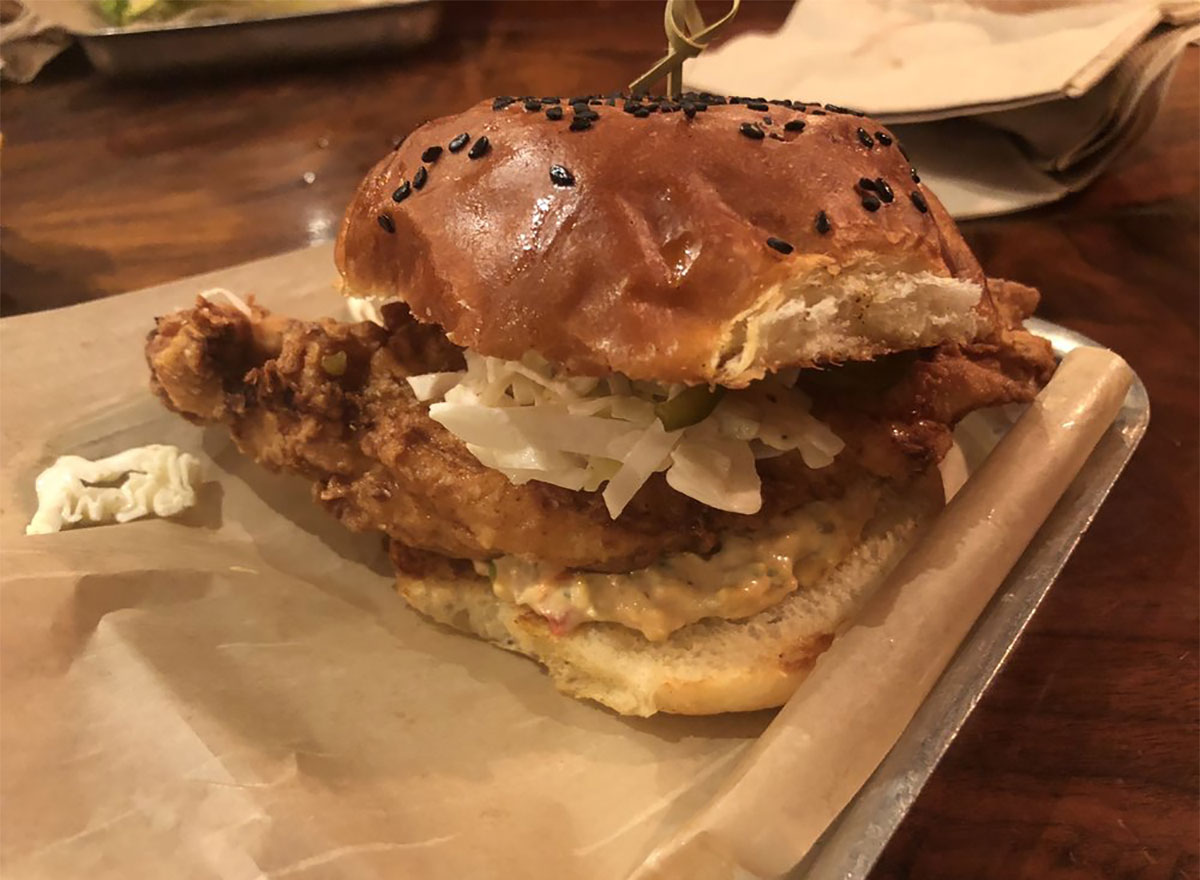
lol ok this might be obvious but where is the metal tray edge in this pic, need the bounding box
[61,0,426,38]
[794,320,1150,879]
[71,0,442,77]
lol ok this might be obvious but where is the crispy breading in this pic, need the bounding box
[148,299,716,570]
[146,284,1054,571]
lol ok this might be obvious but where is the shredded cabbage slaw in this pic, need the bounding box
[408,351,845,518]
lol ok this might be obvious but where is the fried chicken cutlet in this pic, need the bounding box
[146,282,1052,572]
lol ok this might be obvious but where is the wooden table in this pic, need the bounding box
[3,2,1196,876]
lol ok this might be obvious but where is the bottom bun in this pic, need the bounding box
[396,470,944,717]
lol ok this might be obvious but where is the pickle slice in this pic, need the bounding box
[655,385,725,431]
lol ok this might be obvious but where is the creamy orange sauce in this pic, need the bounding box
[490,483,879,641]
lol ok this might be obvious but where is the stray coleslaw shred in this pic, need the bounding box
[26,445,202,535]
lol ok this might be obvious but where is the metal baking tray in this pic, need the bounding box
[52,0,442,77]
[794,319,1150,879]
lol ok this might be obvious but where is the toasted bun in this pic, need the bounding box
[336,96,993,387]
[395,469,943,716]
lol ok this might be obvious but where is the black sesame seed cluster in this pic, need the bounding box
[377,91,928,254]
[378,129,477,233]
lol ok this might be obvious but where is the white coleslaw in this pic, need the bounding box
[408,350,844,518]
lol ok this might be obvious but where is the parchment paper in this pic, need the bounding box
[0,245,1130,880]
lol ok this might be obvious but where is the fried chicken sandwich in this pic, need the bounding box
[146,92,1056,716]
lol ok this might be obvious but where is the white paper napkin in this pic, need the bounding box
[686,0,1200,218]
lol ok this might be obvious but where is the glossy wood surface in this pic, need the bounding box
[2,3,1196,876]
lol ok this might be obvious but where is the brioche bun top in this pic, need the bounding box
[336,93,991,386]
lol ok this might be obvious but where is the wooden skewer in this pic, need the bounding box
[628,0,741,100]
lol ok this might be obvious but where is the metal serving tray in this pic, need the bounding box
[57,1,442,77]
[793,319,1150,879]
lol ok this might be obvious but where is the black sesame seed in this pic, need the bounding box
[683,102,697,118]
[875,178,894,202]
[623,102,640,114]
[412,166,428,190]
[574,108,599,121]
[524,99,542,112]
[541,96,560,104]
[739,122,765,140]
[766,236,794,254]
[911,168,921,183]
[421,145,443,163]
[634,108,651,118]
[569,117,592,132]
[910,191,929,213]
[695,102,708,111]
[762,116,773,125]
[825,103,851,114]
[810,109,827,115]
[377,213,395,233]
[546,105,564,121]
[549,164,575,187]
[392,180,411,202]
[661,102,680,113]
[857,177,877,191]
[784,119,806,132]
[861,195,881,212]
[467,136,490,159]
[492,96,516,110]
[448,133,470,153]
[875,131,893,146]
[746,101,769,111]
[646,103,660,113]
[589,98,603,105]
[815,210,831,234]
[729,96,743,104]
[857,128,875,148]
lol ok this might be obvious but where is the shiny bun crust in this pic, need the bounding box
[336,94,993,386]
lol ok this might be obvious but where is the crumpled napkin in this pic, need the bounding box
[686,0,1200,217]
[0,0,71,83]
